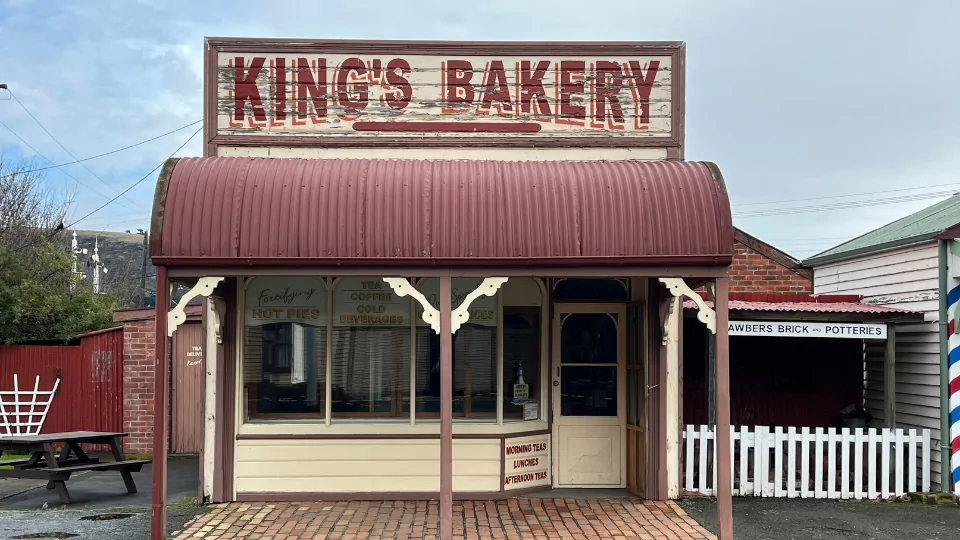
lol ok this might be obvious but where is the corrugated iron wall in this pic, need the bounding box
[0,327,124,436]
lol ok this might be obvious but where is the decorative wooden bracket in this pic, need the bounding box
[383,277,441,334]
[451,277,508,333]
[661,297,677,346]
[659,277,717,336]
[168,277,224,337]
[210,296,225,345]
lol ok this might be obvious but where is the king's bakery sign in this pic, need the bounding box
[210,40,682,144]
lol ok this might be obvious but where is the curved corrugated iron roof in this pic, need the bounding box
[150,157,733,267]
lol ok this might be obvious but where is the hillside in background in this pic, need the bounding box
[67,229,155,307]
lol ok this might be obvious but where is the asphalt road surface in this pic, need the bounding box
[680,496,960,540]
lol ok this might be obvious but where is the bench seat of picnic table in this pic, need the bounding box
[49,459,150,475]
[2,456,101,469]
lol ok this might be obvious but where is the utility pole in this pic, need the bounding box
[90,237,107,294]
[69,231,87,291]
[140,229,148,307]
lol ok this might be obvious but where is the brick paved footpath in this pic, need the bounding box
[175,499,716,539]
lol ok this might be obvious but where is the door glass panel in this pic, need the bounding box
[561,314,617,364]
[560,366,617,416]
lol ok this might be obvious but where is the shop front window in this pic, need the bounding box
[332,278,411,417]
[241,275,545,424]
[415,278,498,418]
[502,310,539,419]
[501,278,542,421]
[243,277,326,418]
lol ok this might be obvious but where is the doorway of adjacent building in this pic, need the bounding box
[551,304,626,487]
[171,321,204,454]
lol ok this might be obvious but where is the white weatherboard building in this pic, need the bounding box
[805,194,960,492]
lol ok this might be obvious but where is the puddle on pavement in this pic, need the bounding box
[78,513,135,521]
[11,534,79,539]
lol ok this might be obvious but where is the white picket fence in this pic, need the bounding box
[683,425,931,499]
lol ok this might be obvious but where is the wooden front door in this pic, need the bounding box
[551,304,626,487]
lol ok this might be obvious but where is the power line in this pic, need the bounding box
[0,117,143,214]
[0,119,201,178]
[12,126,201,254]
[8,90,150,212]
[733,190,955,218]
[69,126,202,228]
[733,182,960,208]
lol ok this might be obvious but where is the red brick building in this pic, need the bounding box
[114,305,202,454]
[727,228,811,293]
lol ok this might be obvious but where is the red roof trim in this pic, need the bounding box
[683,299,917,315]
[151,157,734,268]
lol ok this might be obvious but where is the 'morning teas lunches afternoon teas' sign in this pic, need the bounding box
[218,49,673,139]
[503,435,550,490]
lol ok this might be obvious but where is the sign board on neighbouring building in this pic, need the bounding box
[207,40,683,147]
[729,321,887,339]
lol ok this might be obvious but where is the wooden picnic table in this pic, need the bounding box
[0,431,151,504]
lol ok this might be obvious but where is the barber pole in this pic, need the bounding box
[948,282,960,492]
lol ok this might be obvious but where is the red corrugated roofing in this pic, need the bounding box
[150,157,733,267]
[682,299,916,314]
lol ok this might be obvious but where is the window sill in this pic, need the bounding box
[237,419,549,437]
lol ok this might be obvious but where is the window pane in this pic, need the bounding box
[243,277,327,419]
[561,313,618,364]
[415,278,498,419]
[331,327,410,416]
[414,324,496,418]
[332,278,411,417]
[244,322,326,417]
[553,278,628,301]
[503,311,539,420]
[560,365,617,416]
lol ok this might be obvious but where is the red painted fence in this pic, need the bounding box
[0,327,125,437]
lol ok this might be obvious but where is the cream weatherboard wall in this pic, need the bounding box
[235,438,501,493]
[812,241,942,488]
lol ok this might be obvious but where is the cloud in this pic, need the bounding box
[0,0,957,255]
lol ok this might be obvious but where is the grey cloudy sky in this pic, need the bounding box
[1,0,957,259]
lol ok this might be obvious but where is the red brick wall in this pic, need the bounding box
[121,320,155,455]
[729,241,812,293]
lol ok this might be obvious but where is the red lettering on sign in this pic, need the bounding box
[478,60,513,115]
[513,457,539,468]
[443,60,474,113]
[233,56,266,124]
[557,60,585,126]
[297,58,327,123]
[385,58,412,111]
[626,60,660,129]
[337,57,368,119]
[271,58,287,124]
[592,60,625,130]
[518,60,552,118]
